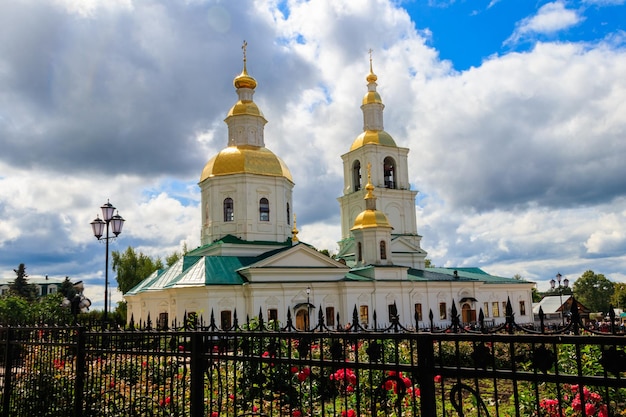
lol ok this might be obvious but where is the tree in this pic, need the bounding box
[611,282,626,310]
[112,247,164,294]
[59,276,77,300]
[10,263,37,301]
[425,259,434,268]
[573,270,615,313]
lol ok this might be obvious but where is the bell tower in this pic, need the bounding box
[337,52,426,268]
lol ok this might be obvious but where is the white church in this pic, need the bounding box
[125,49,534,330]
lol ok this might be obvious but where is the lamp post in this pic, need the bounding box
[306,286,311,331]
[550,272,570,326]
[91,200,125,327]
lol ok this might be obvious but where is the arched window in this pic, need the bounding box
[383,157,396,189]
[380,241,387,260]
[286,202,290,224]
[357,242,363,262]
[223,198,234,222]
[260,198,270,221]
[353,160,362,191]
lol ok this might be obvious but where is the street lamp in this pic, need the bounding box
[550,272,570,326]
[91,200,125,326]
[306,286,311,331]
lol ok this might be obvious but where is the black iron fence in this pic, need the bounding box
[0,298,625,416]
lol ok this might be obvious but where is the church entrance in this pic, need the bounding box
[462,303,476,324]
[295,309,310,330]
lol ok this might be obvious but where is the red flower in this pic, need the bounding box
[297,372,308,382]
[165,397,171,405]
[585,403,596,415]
[434,375,442,383]
[599,404,609,417]
[292,411,302,417]
[291,366,299,373]
[178,345,185,351]
[211,412,219,417]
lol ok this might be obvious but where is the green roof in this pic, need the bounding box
[187,234,291,256]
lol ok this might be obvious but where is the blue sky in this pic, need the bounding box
[408,0,625,69]
[0,0,625,312]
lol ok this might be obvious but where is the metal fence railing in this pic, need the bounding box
[0,297,624,416]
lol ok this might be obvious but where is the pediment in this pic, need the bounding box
[390,236,424,253]
[251,243,349,269]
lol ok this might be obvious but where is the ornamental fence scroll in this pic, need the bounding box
[0,297,624,417]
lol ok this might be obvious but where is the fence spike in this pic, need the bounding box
[505,297,515,334]
[429,309,434,332]
[450,301,460,332]
[570,298,580,335]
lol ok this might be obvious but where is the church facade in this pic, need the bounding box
[125,51,534,330]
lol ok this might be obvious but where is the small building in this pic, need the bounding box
[0,275,69,297]
[533,295,591,326]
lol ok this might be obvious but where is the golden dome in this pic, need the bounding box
[233,69,257,90]
[351,209,392,230]
[350,130,397,151]
[200,145,293,183]
[366,69,378,84]
[227,100,265,118]
[362,91,382,105]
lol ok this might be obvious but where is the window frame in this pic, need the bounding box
[259,197,270,222]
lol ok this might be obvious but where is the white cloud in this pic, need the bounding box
[1,0,626,308]
[505,1,584,45]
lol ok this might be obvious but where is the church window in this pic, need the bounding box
[483,302,490,318]
[326,307,335,327]
[439,302,447,320]
[221,310,232,329]
[519,301,526,316]
[492,302,500,317]
[359,305,369,327]
[268,309,278,322]
[388,303,398,322]
[259,198,270,221]
[223,198,234,222]
[380,241,386,260]
[353,160,362,191]
[286,202,290,224]
[158,312,168,330]
[414,303,423,322]
[384,157,396,189]
[357,242,362,262]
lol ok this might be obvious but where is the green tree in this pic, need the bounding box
[10,263,37,301]
[611,282,626,310]
[573,270,615,313]
[112,246,164,294]
[531,287,542,303]
[165,243,188,267]
[425,259,434,268]
[58,276,77,300]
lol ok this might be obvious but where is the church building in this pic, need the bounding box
[124,48,534,330]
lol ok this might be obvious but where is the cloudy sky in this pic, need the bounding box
[1,0,625,311]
